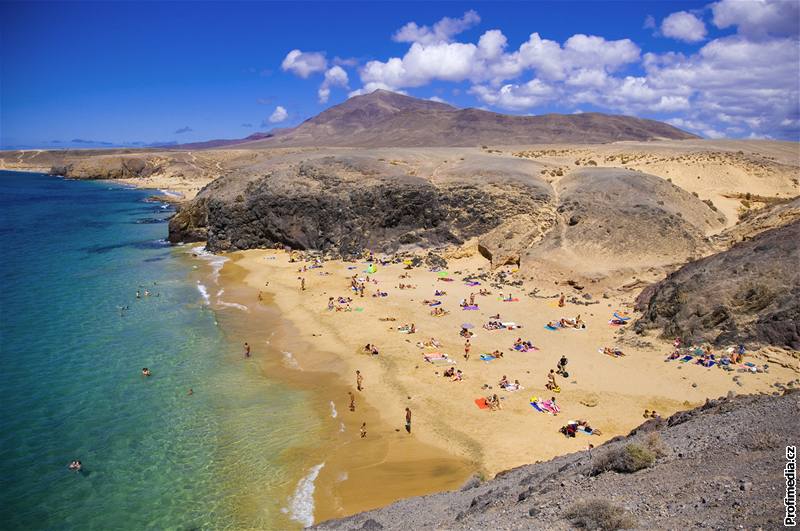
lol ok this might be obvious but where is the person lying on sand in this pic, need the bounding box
[443,366,455,378]
[364,344,379,356]
[434,290,447,296]
[492,349,504,359]
[431,307,449,317]
[397,323,416,334]
[603,347,625,357]
[479,288,491,296]
[379,317,397,322]
[499,375,510,388]
[451,369,463,382]
[459,328,474,338]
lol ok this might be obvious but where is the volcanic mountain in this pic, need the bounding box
[225,90,697,148]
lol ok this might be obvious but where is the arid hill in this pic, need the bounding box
[239,90,698,148]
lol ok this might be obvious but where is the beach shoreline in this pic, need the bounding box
[210,245,799,524]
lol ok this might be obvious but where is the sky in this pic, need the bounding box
[1,0,799,149]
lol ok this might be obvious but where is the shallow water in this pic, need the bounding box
[0,172,319,529]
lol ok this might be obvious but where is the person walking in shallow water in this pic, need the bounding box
[244,342,251,358]
[405,407,412,434]
[356,370,363,391]
[360,422,367,438]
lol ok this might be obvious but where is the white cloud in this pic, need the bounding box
[661,11,707,42]
[286,7,800,139]
[281,49,328,78]
[268,106,288,123]
[393,10,480,44]
[318,66,349,103]
[711,0,800,38]
[470,79,556,110]
[428,96,448,103]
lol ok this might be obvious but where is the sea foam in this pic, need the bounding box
[286,463,325,528]
[196,282,210,304]
[329,401,338,418]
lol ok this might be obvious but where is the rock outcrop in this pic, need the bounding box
[314,390,800,530]
[173,156,553,254]
[635,220,800,349]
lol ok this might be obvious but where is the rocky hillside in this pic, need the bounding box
[241,90,698,148]
[168,153,721,278]
[634,220,800,350]
[314,389,800,530]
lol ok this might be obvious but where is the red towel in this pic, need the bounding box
[474,398,489,409]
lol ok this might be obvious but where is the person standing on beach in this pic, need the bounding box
[356,370,363,391]
[244,342,251,358]
[360,422,367,438]
[464,339,471,361]
[405,407,412,434]
[348,391,356,412]
[558,292,565,307]
[300,277,306,291]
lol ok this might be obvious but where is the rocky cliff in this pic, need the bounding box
[635,220,800,349]
[314,389,800,530]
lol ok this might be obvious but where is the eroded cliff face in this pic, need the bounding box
[635,220,800,349]
[170,156,553,255]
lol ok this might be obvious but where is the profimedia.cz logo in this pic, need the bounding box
[787,445,797,527]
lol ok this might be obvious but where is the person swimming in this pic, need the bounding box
[68,460,82,471]
[141,368,151,377]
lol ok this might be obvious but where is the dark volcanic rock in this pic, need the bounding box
[171,156,551,254]
[635,220,800,349]
[168,198,209,243]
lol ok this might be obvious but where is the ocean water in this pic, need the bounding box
[0,171,320,529]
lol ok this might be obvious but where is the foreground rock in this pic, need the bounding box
[314,390,799,530]
[635,220,800,349]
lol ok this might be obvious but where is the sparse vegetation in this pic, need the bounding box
[565,499,636,530]
[591,435,666,475]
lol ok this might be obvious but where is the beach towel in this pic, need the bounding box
[475,398,489,409]
[465,281,481,286]
[437,271,449,277]
[429,301,442,307]
[541,400,561,414]
[501,322,519,329]
[479,354,496,361]
[354,307,364,312]
[609,319,627,326]
[462,305,479,310]
[500,298,520,302]
[545,325,559,331]
[440,278,454,282]
[679,355,693,362]
[530,401,547,413]
[613,312,631,321]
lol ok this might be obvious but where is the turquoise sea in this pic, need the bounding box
[0,171,321,529]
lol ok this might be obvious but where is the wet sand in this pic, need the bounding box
[210,258,474,524]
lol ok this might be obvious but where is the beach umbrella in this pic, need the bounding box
[461,323,474,329]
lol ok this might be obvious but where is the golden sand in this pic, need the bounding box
[213,248,799,521]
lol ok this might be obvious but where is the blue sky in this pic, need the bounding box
[1,1,798,148]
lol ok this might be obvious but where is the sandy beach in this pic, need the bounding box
[211,244,799,522]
